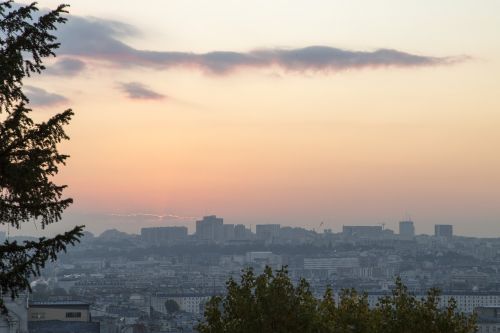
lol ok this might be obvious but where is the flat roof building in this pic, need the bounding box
[255,224,280,243]
[140,226,188,245]
[28,301,91,322]
[399,220,415,238]
[342,225,383,238]
[435,224,453,240]
[28,301,99,333]
[196,215,224,242]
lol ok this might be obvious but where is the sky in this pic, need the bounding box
[11,0,500,237]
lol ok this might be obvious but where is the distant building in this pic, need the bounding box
[279,227,318,244]
[28,301,99,333]
[366,292,500,314]
[255,224,280,243]
[223,224,235,241]
[140,226,188,245]
[234,224,252,240]
[435,224,453,240]
[29,301,91,322]
[246,251,272,262]
[304,257,359,271]
[475,306,500,333]
[151,293,211,315]
[196,215,224,242]
[342,226,383,238]
[399,220,415,238]
[245,251,282,268]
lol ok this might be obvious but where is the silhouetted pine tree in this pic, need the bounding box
[0,1,83,312]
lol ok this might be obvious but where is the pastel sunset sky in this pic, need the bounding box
[16,0,500,236]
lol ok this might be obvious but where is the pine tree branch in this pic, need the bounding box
[0,225,83,313]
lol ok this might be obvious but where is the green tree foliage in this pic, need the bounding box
[0,1,83,312]
[197,267,477,333]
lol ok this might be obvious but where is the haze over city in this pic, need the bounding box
[5,2,500,333]
[16,0,500,237]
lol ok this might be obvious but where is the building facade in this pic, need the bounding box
[342,226,383,238]
[304,257,360,273]
[399,220,415,238]
[196,215,224,242]
[435,224,453,240]
[255,224,280,243]
[151,294,211,315]
[28,301,99,333]
[366,292,500,314]
[476,306,500,333]
[140,226,188,245]
[29,301,91,322]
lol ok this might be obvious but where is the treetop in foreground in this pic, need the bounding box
[198,266,477,333]
[0,1,83,312]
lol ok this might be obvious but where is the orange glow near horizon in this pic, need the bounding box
[14,0,500,237]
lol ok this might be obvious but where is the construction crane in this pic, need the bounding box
[315,221,324,233]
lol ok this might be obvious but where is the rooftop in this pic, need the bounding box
[29,300,90,307]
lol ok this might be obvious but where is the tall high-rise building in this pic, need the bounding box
[435,224,453,240]
[399,220,415,238]
[234,224,251,240]
[223,224,235,241]
[195,215,224,242]
[255,224,280,242]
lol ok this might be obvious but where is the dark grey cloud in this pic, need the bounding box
[24,86,68,107]
[46,58,86,76]
[55,15,466,75]
[118,82,165,100]
[56,16,140,60]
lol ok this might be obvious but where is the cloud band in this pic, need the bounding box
[54,16,465,75]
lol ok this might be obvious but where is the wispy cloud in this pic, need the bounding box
[25,86,68,107]
[118,82,165,100]
[108,213,198,221]
[46,58,87,77]
[55,16,467,75]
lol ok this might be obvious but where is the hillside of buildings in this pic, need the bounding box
[3,216,500,332]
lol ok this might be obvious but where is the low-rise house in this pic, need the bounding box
[28,301,99,333]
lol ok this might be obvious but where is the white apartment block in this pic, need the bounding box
[304,257,359,271]
[151,294,211,315]
[366,292,500,314]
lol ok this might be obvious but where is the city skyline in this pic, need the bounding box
[3,213,465,239]
[16,0,500,237]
